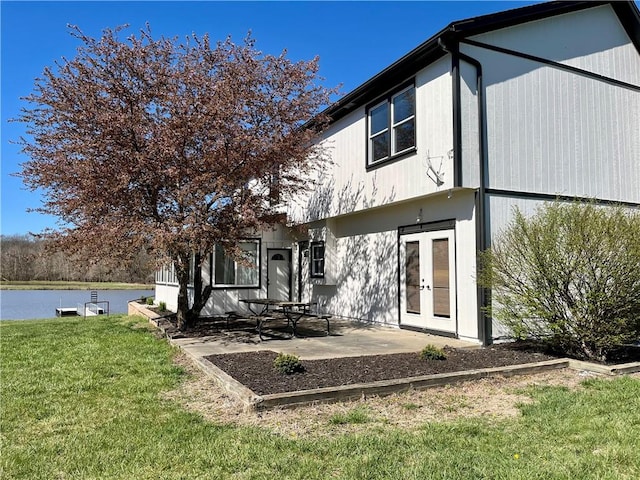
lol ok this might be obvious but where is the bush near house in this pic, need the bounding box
[419,344,448,361]
[273,352,305,375]
[480,201,640,362]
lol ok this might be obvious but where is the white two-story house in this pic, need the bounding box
[155,0,640,345]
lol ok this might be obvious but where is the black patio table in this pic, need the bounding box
[239,298,282,316]
[239,299,329,339]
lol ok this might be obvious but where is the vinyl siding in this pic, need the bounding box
[301,190,479,339]
[290,56,455,224]
[472,5,640,86]
[459,60,481,188]
[459,5,640,203]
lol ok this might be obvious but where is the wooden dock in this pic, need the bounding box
[55,291,109,318]
[55,304,106,317]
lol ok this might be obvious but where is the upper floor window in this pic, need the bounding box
[367,84,415,167]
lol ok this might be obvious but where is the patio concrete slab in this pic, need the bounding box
[169,318,478,360]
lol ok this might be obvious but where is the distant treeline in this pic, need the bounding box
[0,235,155,284]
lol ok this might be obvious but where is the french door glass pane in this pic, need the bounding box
[432,239,450,317]
[406,241,421,314]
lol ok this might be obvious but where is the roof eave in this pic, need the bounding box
[314,1,637,126]
[322,35,449,121]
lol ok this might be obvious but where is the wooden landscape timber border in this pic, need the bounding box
[179,348,640,412]
[129,302,640,411]
[128,300,179,332]
[128,300,162,322]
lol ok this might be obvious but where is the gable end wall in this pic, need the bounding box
[459,4,640,203]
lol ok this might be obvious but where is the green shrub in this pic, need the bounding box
[146,297,154,306]
[419,344,447,361]
[273,353,304,375]
[479,201,640,362]
[158,301,167,311]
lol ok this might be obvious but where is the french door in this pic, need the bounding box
[399,229,457,334]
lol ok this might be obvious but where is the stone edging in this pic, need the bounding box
[175,350,640,411]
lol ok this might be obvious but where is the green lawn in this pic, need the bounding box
[1,316,639,479]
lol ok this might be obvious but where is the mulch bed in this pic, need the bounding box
[204,344,559,396]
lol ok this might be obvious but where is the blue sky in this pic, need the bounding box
[1,0,548,236]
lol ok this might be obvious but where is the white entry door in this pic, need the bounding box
[399,229,456,334]
[267,249,291,301]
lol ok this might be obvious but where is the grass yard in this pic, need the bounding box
[1,316,639,479]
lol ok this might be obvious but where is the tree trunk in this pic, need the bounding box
[175,278,190,331]
[175,252,192,331]
[175,251,214,331]
[191,252,213,316]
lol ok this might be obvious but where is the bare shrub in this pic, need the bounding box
[480,201,640,362]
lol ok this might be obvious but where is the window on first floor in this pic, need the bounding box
[367,83,415,166]
[156,262,177,284]
[155,256,194,286]
[213,240,260,288]
[310,241,325,278]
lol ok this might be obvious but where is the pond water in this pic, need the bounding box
[0,289,154,320]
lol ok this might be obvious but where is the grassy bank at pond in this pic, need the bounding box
[0,281,153,290]
[1,316,639,480]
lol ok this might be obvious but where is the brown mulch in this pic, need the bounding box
[204,344,559,396]
[166,352,608,438]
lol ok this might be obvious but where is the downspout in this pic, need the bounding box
[439,37,491,345]
[449,41,463,187]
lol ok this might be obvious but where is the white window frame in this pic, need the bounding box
[368,100,390,164]
[155,263,178,285]
[367,83,416,167]
[212,240,261,289]
[391,86,416,156]
[310,241,325,278]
